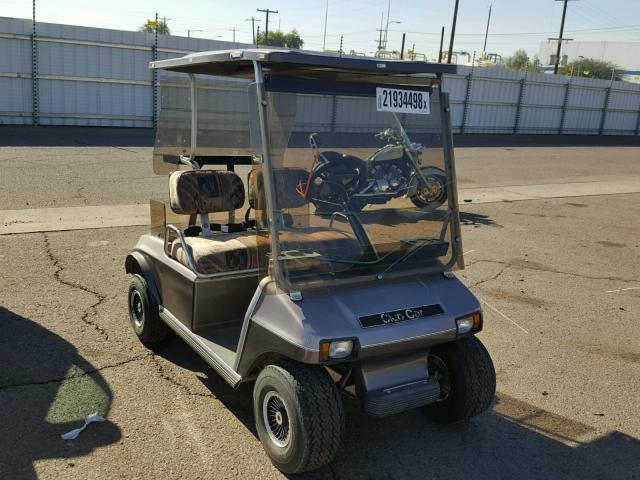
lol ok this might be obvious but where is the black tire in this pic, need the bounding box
[127,274,172,344]
[253,361,345,474]
[421,336,496,424]
[410,166,448,210]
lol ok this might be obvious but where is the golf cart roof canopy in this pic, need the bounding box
[150,48,458,77]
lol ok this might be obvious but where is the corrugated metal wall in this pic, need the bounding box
[1,17,640,135]
[447,65,640,135]
[0,17,239,127]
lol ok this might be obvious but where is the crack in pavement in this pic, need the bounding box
[0,354,148,390]
[149,353,215,398]
[466,258,639,284]
[469,264,511,288]
[41,232,109,341]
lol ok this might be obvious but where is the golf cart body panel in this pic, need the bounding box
[127,49,482,411]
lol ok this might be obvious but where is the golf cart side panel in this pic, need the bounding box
[131,234,259,332]
[236,320,321,378]
[193,273,257,330]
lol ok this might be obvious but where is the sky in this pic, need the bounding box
[3,0,640,60]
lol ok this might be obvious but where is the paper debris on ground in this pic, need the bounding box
[61,413,106,440]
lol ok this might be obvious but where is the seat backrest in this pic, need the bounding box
[169,170,245,215]
[248,167,309,211]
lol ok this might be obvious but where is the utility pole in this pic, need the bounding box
[400,33,406,59]
[257,8,278,44]
[245,17,260,44]
[377,12,384,51]
[447,0,460,64]
[323,0,329,51]
[186,29,203,38]
[438,26,445,62]
[554,0,575,74]
[482,4,492,57]
[229,27,238,44]
[339,35,344,57]
[384,0,391,49]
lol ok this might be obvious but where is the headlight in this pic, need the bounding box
[329,340,353,358]
[321,339,354,360]
[456,312,482,335]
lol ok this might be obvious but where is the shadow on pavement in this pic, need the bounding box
[460,211,502,228]
[0,126,154,147]
[2,126,640,148]
[0,307,121,479]
[151,336,640,480]
[150,338,256,432]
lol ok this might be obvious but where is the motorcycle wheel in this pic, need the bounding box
[310,162,364,215]
[410,167,448,211]
[312,181,365,215]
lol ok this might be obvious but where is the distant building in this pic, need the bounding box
[538,41,640,83]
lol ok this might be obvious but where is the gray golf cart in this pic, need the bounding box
[125,49,495,474]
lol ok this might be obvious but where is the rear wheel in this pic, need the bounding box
[253,361,344,474]
[421,336,496,423]
[127,274,172,344]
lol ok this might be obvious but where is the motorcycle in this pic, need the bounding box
[300,119,448,214]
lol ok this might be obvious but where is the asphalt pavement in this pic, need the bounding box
[0,130,639,479]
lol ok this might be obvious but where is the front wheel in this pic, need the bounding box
[421,336,496,423]
[410,166,448,211]
[128,274,172,345]
[253,361,345,474]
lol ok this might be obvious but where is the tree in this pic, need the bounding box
[138,20,170,35]
[561,58,622,81]
[505,49,530,70]
[256,29,304,48]
[503,49,542,72]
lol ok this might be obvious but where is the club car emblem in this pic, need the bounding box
[359,304,443,328]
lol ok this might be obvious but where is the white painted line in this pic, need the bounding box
[0,204,149,235]
[605,286,640,293]
[480,298,529,334]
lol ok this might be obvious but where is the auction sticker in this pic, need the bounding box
[376,87,430,115]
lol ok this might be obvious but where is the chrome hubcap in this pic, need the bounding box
[417,176,444,203]
[262,391,290,448]
[131,291,144,328]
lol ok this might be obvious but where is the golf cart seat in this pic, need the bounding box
[168,169,258,274]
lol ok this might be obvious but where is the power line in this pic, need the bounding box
[387,24,640,37]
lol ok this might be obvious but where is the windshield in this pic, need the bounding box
[260,77,460,289]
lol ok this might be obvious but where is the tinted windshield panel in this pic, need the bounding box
[264,78,459,289]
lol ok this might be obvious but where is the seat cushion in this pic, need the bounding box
[171,227,362,275]
[171,232,260,274]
